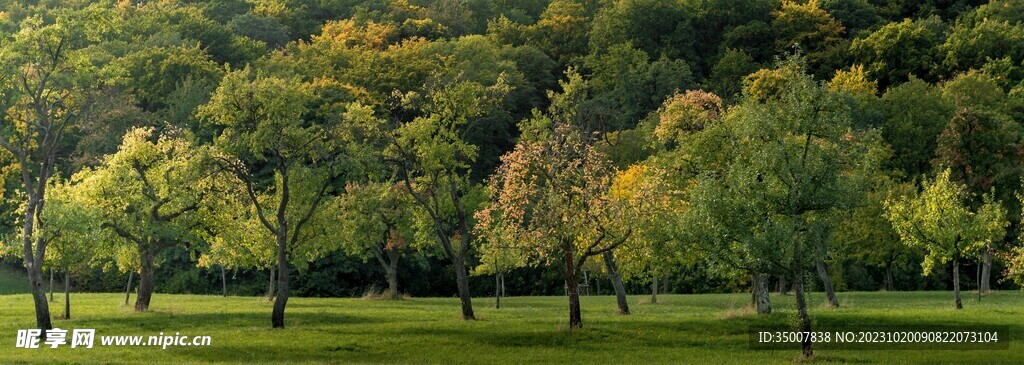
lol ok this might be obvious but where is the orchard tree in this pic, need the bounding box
[337,182,415,299]
[386,74,511,320]
[476,116,665,329]
[40,177,100,319]
[74,127,212,311]
[0,15,96,333]
[679,61,885,357]
[935,71,1024,293]
[199,66,381,328]
[885,169,1008,309]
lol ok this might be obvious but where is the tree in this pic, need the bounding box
[885,169,1008,309]
[879,77,954,177]
[476,115,665,328]
[199,66,381,327]
[0,15,95,334]
[386,74,510,320]
[40,177,100,320]
[935,71,1024,294]
[74,127,212,311]
[679,61,884,357]
[849,16,947,88]
[337,182,415,299]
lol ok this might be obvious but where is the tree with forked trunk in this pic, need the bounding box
[885,169,1007,309]
[199,66,381,328]
[386,74,511,321]
[0,15,96,336]
[74,127,213,311]
[476,119,664,329]
[337,182,416,299]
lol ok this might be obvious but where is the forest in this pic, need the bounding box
[2,0,1024,360]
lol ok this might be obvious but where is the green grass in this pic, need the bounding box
[0,291,1021,364]
[0,269,29,295]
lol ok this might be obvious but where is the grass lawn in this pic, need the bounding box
[0,290,1021,364]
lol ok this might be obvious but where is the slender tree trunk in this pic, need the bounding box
[495,271,501,309]
[777,274,786,294]
[651,276,658,304]
[815,259,839,308]
[49,270,54,302]
[663,274,669,294]
[754,272,772,314]
[221,265,227,297]
[794,267,813,358]
[601,251,629,315]
[266,265,276,301]
[63,270,70,320]
[564,252,583,330]
[500,272,505,297]
[794,233,813,358]
[124,271,133,305]
[272,233,289,328]
[980,249,992,294]
[953,259,962,309]
[23,201,52,336]
[135,246,154,312]
[452,257,475,320]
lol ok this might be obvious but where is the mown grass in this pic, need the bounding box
[0,269,29,295]
[0,290,1021,364]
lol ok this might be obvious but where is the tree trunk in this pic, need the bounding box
[953,259,962,309]
[63,270,70,320]
[980,249,992,294]
[794,267,813,358]
[124,271,133,306]
[495,271,501,309]
[266,265,276,301]
[23,201,52,337]
[602,251,629,315]
[651,276,658,304]
[754,272,772,314]
[452,257,475,320]
[49,270,54,302]
[387,247,400,299]
[815,259,839,308]
[563,241,583,329]
[221,265,227,297]
[777,274,786,294]
[500,272,505,298]
[135,246,154,312]
[272,234,289,328]
[663,274,669,294]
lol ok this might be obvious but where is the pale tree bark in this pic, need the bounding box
[371,242,401,300]
[980,249,992,294]
[753,272,772,314]
[815,259,839,308]
[49,270,54,302]
[124,271,133,305]
[602,251,629,315]
[221,265,227,297]
[266,265,276,301]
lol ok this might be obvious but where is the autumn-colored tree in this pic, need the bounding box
[477,115,665,328]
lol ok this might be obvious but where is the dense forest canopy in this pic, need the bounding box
[2,0,1024,337]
